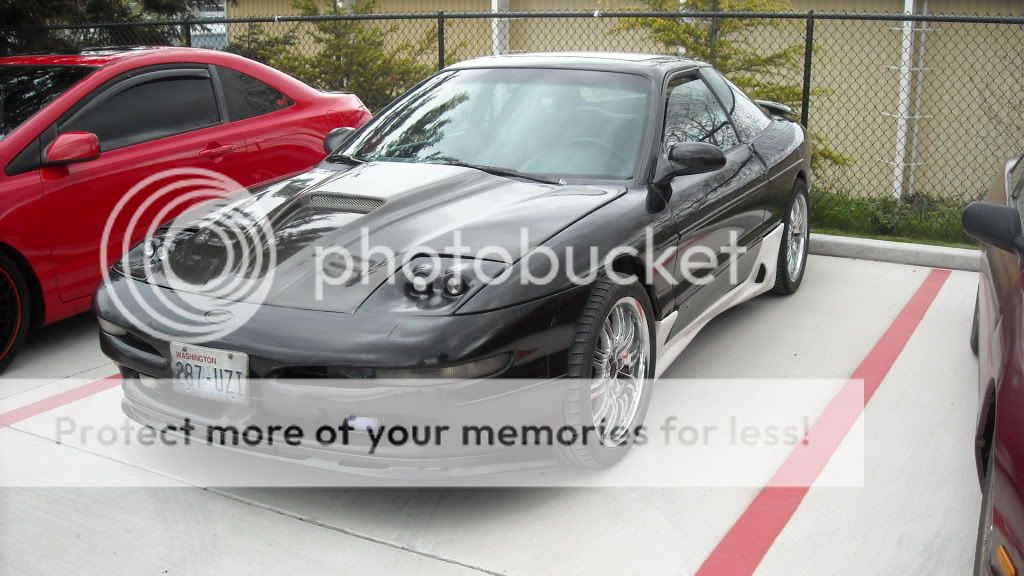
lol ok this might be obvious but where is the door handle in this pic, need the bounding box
[199,144,237,159]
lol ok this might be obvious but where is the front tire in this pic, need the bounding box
[772,179,810,295]
[0,252,30,373]
[562,276,655,468]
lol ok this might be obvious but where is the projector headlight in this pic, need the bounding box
[112,229,170,280]
[358,257,508,315]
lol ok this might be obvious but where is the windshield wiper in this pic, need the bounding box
[432,160,562,185]
[326,153,365,165]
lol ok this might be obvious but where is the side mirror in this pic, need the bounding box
[963,201,1024,256]
[655,142,727,183]
[324,126,356,154]
[45,132,100,166]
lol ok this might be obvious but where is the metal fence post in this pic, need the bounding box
[182,15,192,47]
[800,11,814,129]
[437,11,445,71]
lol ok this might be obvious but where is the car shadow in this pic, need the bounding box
[4,313,108,383]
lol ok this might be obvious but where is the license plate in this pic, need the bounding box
[170,342,248,403]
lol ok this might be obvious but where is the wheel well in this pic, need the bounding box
[610,254,661,318]
[795,171,809,208]
[0,243,44,330]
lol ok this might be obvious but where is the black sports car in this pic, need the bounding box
[94,53,811,471]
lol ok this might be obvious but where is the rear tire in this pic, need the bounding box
[561,276,655,468]
[0,252,30,373]
[772,179,810,295]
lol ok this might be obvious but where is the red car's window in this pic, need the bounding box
[0,65,95,140]
[63,76,219,151]
[216,66,293,122]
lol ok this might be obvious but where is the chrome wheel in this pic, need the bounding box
[786,192,808,282]
[590,296,650,447]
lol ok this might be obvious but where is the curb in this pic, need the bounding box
[809,233,980,272]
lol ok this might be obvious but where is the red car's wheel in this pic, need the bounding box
[0,253,29,373]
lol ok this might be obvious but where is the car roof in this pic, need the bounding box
[447,52,707,76]
[0,46,207,67]
[0,46,325,113]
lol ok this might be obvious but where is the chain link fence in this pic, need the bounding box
[4,10,1023,244]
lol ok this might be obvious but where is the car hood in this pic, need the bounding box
[148,161,625,313]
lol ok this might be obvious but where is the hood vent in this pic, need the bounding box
[308,194,384,214]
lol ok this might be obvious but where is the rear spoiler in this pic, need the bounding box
[755,99,797,120]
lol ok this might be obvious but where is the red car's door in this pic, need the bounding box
[40,66,245,303]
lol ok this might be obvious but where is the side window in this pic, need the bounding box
[217,66,292,121]
[63,75,219,151]
[663,77,739,151]
[703,70,772,141]
[723,79,771,142]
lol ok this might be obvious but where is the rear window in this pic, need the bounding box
[216,66,292,121]
[0,65,95,140]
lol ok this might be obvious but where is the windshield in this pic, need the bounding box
[0,65,96,140]
[346,68,650,180]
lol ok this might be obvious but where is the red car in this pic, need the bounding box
[0,47,370,370]
[964,154,1024,576]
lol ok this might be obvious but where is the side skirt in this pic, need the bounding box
[653,223,784,378]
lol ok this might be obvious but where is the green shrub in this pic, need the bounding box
[810,187,972,246]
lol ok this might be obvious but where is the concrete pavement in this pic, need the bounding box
[0,255,982,575]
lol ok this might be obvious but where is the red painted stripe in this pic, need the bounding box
[697,268,951,575]
[0,375,121,428]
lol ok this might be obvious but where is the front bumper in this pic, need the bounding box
[94,274,590,472]
[118,377,568,477]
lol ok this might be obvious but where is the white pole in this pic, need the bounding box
[891,0,916,200]
[491,0,510,56]
[907,0,929,198]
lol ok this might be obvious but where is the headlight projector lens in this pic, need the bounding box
[410,264,433,295]
[410,275,431,294]
[443,273,465,297]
